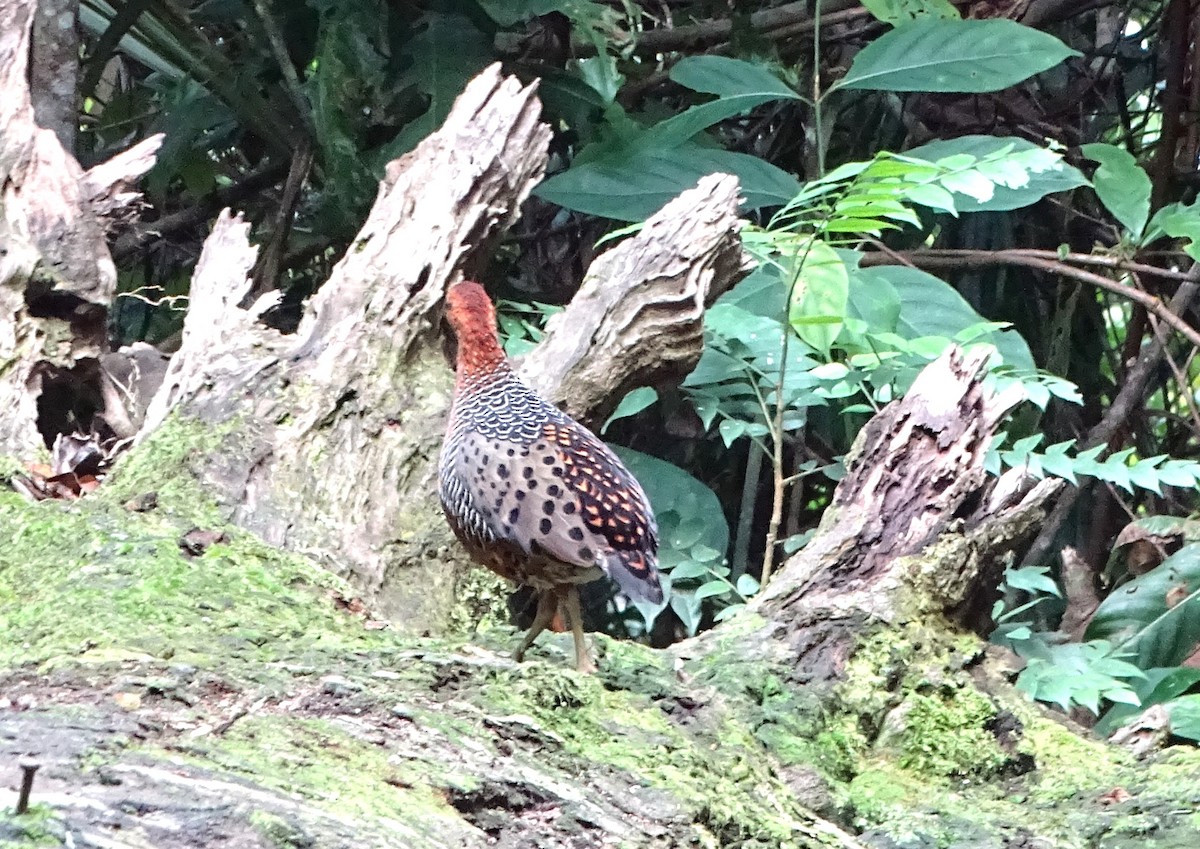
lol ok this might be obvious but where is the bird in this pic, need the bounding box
[438,280,663,672]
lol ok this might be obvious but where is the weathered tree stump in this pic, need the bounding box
[0,0,161,456]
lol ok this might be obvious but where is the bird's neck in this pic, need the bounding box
[454,321,510,386]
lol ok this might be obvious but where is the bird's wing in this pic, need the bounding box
[444,422,661,603]
[534,419,663,604]
[442,427,604,581]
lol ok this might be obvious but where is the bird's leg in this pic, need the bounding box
[562,585,596,674]
[513,589,557,663]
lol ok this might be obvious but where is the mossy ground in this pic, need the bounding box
[0,470,816,847]
[694,619,1200,848]
[4,450,1200,847]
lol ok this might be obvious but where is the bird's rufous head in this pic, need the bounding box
[444,281,506,376]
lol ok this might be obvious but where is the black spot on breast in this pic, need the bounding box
[506,448,515,456]
[522,467,534,479]
[568,527,584,541]
[578,547,593,561]
[547,484,561,497]
[563,502,576,515]
[552,467,564,477]
[542,456,555,465]
[515,490,526,501]
[542,500,555,515]
[508,508,520,524]
[527,480,538,490]
[498,464,509,479]
[540,518,552,534]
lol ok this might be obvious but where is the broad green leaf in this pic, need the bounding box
[1081,143,1151,238]
[837,19,1079,93]
[695,579,734,601]
[381,13,492,156]
[476,0,612,28]
[1096,667,1200,736]
[736,573,761,596]
[602,387,658,434]
[644,94,791,147]
[851,264,1035,369]
[613,447,730,560]
[788,240,849,355]
[577,55,625,104]
[906,136,1086,212]
[670,56,801,100]
[1144,200,1200,261]
[1087,544,1200,668]
[1165,694,1200,742]
[1005,565,1061,597]
[670,561,717,581]
[860,0,959,24]
[537,147,802,221]
[719,419,748,447]
[670,591,704,636]
[475,0,565,25]
[841,263,901,350]
[536,70,608,130]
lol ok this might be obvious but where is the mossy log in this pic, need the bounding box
[4,344,1199,848]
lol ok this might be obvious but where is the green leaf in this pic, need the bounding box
[670,56,801,100]
[860,0,960,24]
[381,13,493,157]
[669,561,715,581]
[719,419,748,447]
[906,136,1087,212]
[1004,565,1061,597]
[613,446,730,566]
[836,19,1079,93]
[576,55,625,104]
[695,579,734,601]
[851,264,1035,369]
[788,240,849,355]
[1081,143,1151,238]
[645,95,790,147]
[735,573,761,597]
[602,387,658,434]
[475,0,566,25]
[670,591,704,636]
[1144,200,1200,261]
[1087,544,1200,668]
[1165,694,1200,742]
[536,146,802,221]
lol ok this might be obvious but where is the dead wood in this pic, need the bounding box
[520,172,749,426]
[688,348,1060,688]
[0,0,159,457]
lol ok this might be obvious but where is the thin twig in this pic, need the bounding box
[858,249,1200,349]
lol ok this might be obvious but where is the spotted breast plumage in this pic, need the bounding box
[438,281,662,672]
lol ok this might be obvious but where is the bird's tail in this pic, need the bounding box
[602,550,663,604]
